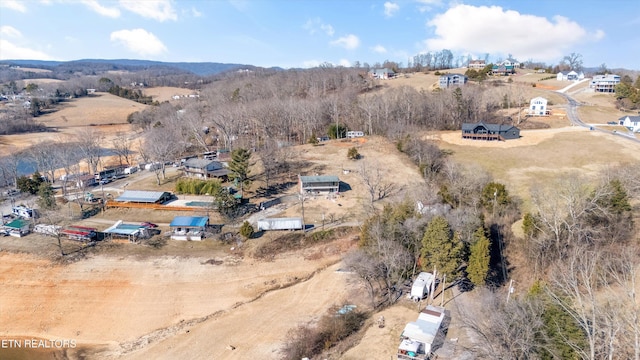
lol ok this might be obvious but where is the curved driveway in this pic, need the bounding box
[556,91,640,144]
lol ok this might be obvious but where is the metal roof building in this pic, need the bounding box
[299,175,340,194]
[115,190,173,203]
[103,220,149,243]
[169,216,209,241]
[170,216,209,228]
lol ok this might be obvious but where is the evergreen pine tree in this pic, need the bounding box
[420,216,462,277]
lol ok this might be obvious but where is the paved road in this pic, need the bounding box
[557,91,640,144]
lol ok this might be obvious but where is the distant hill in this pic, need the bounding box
[1,59,277,76]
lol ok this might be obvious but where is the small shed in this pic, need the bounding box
[410,272,435,301]
[257,217,303,231]
[4,219,31,237]
[103,220,149,243]
[299,175,340,194]
[61,225,97,242]
[169,216,209,241]
[115,190,173,204]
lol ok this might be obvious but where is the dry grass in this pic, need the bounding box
[142,86,196,102]
[13,67,52,73]
[37,92,147,128]
[435,127,640,205]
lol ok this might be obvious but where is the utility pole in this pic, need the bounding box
[506,279,515,303]
[300,193,306,237]
[441,274,446,307]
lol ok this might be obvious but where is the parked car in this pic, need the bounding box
[607,121,617,125]
[141,222,158,228]
[3,189,19,196]
[99,179,110,185]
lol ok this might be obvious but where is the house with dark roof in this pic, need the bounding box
[182,158,229,180]
[299,175,340,194]
[115,190,173,204]
[461,122,520,141]
[439,74,468,88]
[557,71,585,81]
[369,68,396,80]
[618,115,640,132]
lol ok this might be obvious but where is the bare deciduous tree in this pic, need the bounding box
[112,131,134,166]
[75,128,104,175]
[359,160,395,206]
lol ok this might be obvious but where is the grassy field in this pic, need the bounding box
[37,92,147,128]
[436,128,640,209]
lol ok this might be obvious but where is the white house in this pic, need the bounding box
[529,97,548,116]
[369,68,396,80]
[557,71,585,81]
[468,59,486,69]
[618,115,640,132]
[590,74,621,93]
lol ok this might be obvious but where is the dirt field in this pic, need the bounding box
[0,240,356,359]
[142,87,197,103]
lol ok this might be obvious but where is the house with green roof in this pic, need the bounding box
[4,219,31,237]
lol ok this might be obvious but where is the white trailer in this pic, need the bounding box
[12,206,35,219]
[144,162,162,171]
[124,166,138,175]
[410,272,435,301]
[257,217,303,231]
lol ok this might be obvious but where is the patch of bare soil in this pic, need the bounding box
[0,237,353,359]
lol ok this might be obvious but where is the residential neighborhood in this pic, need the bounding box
[1,3,639,358]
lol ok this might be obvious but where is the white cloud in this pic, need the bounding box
[330,34,360,50]
[81,0,120,18]
[416,0,443,12]
[384,2,399,17]
[191,7,202,17]
[321,24,335,36]
[110,29,167,56]
[424,5,591,61]
[302,60,322,68]
[303,18,334,36]
[372,44,387,53]
[593,29,605,40]
[0,0,27,12]
[0,25,22,38]
[119,0,177,22]
[338,59,351,67]
[0,39,54,60]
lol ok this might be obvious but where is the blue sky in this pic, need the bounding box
[0,0,638,69]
